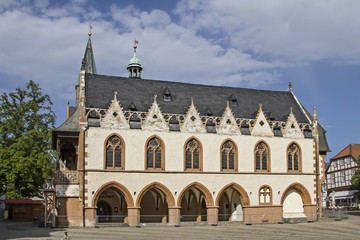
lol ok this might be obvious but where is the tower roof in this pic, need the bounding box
[83,34,97,74]
[127,42,142,70]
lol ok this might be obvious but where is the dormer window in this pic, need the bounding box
[128,102,137,111]
[163,88,172,102]
[229,94,238,107]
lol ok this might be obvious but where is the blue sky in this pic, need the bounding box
[0,0,359,161]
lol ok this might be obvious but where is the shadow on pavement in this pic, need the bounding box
[0,220,65,240]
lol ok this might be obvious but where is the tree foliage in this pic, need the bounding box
[0,80,55,198]
[351,156,360,200]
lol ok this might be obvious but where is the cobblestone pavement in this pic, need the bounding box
[1,214,360,240]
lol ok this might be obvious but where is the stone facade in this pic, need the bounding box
[52,35,329,227]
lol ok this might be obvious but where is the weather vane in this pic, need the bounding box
[134,39,139,52]
[88,25,93,36]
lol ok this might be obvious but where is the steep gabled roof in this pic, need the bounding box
[85,74,311,123]
[332,144,360,160]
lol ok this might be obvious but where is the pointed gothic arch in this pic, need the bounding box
[215,183,250,206]
[135,182,175,207]
[280,182,311,205]
[103,133,125,169]
[144,135,165,171]
[220,139,238,172]
[184,137,203,171]
[92,181,134,208]
[177,182,214,207]
[254,140,271,172]
[286,141,302,172]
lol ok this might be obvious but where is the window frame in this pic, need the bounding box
[254,141,271,173]
[144,135,165,171]
[220,139,238,172]
[259,185,272,205]
[184,137,203,172]
[104,134,125,170]
[286,142,302,173]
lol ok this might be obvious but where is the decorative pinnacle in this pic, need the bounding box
[313,107,318,121]
[113,91,117,100]
[259,103,263,111]
[88,25,93,36]
[289,82,292,92]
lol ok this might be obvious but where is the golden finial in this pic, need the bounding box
[88,25,93,36]
[133,39,138,52]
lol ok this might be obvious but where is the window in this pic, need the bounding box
[184,138,202,171]
[259,185,272,205]
[287,143,301,172]
[105,135,124,169]
[146,136,164,170]
[221,139,237,171]
[255,141,270,172]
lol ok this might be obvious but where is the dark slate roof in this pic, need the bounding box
[54,108,79,133]
[85,74,310,123]
[302,107,331,153]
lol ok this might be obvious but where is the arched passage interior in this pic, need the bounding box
[216,184,249,222]
[178,183,214,222]
[139,188,169,223]
[96,187,128,223]
[136,182,175,224]
[218,189,243,221]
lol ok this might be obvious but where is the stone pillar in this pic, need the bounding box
[127,207,140,227]
[84,207,97,227]
[162,205,168,223]
[168,207,181,226]
[207,206,219,226]
[303,204,317,222]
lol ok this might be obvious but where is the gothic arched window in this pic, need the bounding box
[184,138,202,171]
[255,141,270,172]
[259,185,272,205]
[287,143,301,172]
[221,139,237,171]
[105,135,124,169]
[146,136,164,170]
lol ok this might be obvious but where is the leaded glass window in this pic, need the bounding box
[221,140,236,171]
[146,137,163,170]
[105,135,123,169]
[255,142,269,171]
[185,138,202,171]
[287,143,300,172]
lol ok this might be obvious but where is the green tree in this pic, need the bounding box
[351,156,360,200]
[0,80,55,198]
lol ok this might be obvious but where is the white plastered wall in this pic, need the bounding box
[84,127,316,208]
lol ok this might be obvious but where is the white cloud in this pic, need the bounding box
[174,0,360,62]
[0,0,359,110]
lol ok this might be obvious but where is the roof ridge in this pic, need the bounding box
[85,73,289,94]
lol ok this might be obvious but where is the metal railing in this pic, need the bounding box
[36,211,335,228]
[321,208,348,220]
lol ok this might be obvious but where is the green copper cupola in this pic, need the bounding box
[127,40,143,78]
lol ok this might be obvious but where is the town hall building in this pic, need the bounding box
[52,31,330,227]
